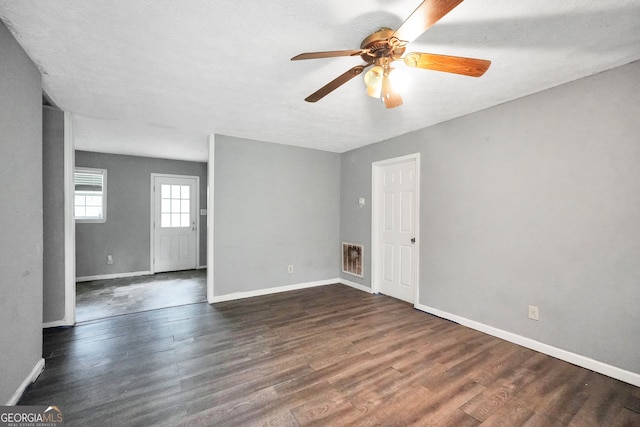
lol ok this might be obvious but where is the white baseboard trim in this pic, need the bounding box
[415,303,640,387]
[7,358,45,405]
[339,278,373,294]
[211,278,340,303]
[76,270,152,282]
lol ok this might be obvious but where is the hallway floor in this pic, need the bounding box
[75,269,206,322]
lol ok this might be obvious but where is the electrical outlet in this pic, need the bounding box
[107,254,114,265]
[528,305,539,321]
[288,265,294,274]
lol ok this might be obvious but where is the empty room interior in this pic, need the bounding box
[1,1,639,425]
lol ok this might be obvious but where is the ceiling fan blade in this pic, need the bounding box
[404,52,491,77]
[381,75,403,109]
[291,50,364,61]
[391,0,464,44]
[304,65,368,103]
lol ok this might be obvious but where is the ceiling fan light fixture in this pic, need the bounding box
[388,65,408,93]
[364,65,384,98]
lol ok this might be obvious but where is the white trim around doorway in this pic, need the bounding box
[206,135,215,303]
[62,112,76,327]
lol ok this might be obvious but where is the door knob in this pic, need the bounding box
[411,237,415,243]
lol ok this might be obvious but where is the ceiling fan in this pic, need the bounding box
[291,0,491,109]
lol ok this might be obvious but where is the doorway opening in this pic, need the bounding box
[60,116,214,327]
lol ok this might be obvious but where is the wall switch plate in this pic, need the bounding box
[528,305,539,320]
[288,265,294,274]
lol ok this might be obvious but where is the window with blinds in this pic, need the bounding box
[75,168,107,222]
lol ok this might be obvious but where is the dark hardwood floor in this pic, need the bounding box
[21,284,640,426]
[75,269,206,322]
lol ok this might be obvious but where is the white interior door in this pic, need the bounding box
[152,175,198,273]
[373,156,419,303]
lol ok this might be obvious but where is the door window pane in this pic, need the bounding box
[162,184,171,198]
[161,213,171,228]
[181,213,190,227]
[160,183,191,228]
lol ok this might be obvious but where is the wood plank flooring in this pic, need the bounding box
[20,284,640,426]
[75,269,206,322]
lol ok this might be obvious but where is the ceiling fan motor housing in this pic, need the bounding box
[360,28,406,64]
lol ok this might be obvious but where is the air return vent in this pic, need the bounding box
[342,243,363,277]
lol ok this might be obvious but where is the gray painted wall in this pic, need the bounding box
[214,136,341,295]
[75,151,207,277]
[0,21,43,404]
[340,60,640,374]
[43,106,66,323]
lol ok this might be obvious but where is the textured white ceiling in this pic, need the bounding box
[2,0,640,160]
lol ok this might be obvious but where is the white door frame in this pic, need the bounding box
[150,173,200,274]
[61,112,76,327]
[371,153,421,306]
[207,134,215,304]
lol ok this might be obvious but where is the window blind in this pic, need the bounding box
[75,170,103,192]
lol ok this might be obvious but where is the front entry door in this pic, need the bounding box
[373,155,419,304]
[152,174,198,273]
